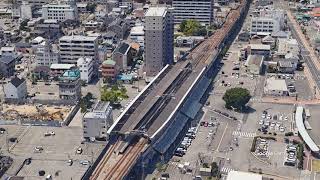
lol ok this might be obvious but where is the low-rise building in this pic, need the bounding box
[83,101,113,141]
[276,38,300,58]
[77,57,94,83]
[58,69,81,100]
[50,63,76,77]
[264,78,288,96]
[277,58,299,74]
[130,25,144,47]
[247,44,271,57]
[112,42,133,70]
[4,77,27,99]
[101,59,118,79]
[0,55,21,77]
[244,55,264,75]
[107,19,128,40]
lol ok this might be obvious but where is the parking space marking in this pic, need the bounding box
[232,131,256,138]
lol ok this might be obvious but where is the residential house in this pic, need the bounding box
[107,19,128,40]
[4,77,27,99]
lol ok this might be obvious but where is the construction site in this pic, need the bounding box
[0,104,71,121]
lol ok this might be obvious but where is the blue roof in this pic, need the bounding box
[117,74,133,81]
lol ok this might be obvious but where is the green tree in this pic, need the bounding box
[101,84,128,104]
[223,87,251,111]
[211,162,219,177]
[179,20,207,36]
[86,3,97,13]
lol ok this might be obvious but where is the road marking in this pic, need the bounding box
[220,167,234,174]
[232,131,256,138]
[216,123,228,152]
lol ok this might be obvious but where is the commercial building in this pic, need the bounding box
[59,35,98,64]
[276,38,300,58]
[144,7,174,77]
[172,0,214,25]
[130,25,144,47]
[247,44,271,57]
[101,59,118,79]
[50,63,76,77]
[42,3,78,22]
[250,10,285,35]
[4,77,27,99]
[83,101,113,141]
[264,78,288,96]
[35,40,60,67]
[244,55,264,75]
[58,69,81,100]
[77,57,94,83]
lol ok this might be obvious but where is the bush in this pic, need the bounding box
[285,132,294,136]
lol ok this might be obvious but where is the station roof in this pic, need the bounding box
[295,106,320,152]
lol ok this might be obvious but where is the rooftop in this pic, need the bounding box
[226,171,262,180]
[10,77,25,88]
[103,59,116,66]
[61,69,80,79]
[59,35,98,42]
[245,55,264,67]
[295,106,320,152]
[114,43,130,55]
[145,7,167,17]
[130,26,144,35]
[50,64,75,70]
[265,78,288,91]
[249,44,271,50]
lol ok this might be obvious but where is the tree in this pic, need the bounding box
[101,84,128,104]
[211,162,219,177]
[179,20,207,36]
[86,3,97,13]
[223,87,251,111]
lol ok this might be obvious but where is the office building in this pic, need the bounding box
[77,57,94,83]
[144,7,174,77]
[83,101,113,141]
[250,10,285,34]
[172,0,214,25]
[58,69,81,100]
[59,35,98,64]
[35,40,60,67]
[42,3,78,22]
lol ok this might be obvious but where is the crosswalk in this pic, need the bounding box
[232,131,256,138]
[220,167,234,174]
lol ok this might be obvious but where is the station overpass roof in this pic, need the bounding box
[295,106,320,152]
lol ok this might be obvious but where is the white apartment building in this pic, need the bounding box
[35,40,60,66]
[42,3,78,22]
[250,10,285,34]
[77,57,94,83]
[59,35,98,64]
[130,25,144,47]
[144,7,174,77]
[172,0,214,25]
[83,101,113,141]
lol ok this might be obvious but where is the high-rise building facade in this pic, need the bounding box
[172,0,214,25]
[144,7,174,77]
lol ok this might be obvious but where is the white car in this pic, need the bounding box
[262,114,266,119]
[284,116,288,121]
[280,127,285,132]
[76,147,83,154]
[267,114,271,119]
[279,115,283,121]
[259,120,264,125]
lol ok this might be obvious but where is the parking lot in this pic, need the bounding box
[0,125,104,179]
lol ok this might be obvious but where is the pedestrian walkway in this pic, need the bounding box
[232,131,256,138]
[220,167,234,174]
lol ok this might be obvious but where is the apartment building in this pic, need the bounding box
[144,7,174,77]
[250,10,285,34]
[35,40,60,67]
[59,35,98,64]
[172,0,214,25]
[77,57,94,83]
[42,3,78,22]
[83,101,113,141]
[58,69,81,101]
